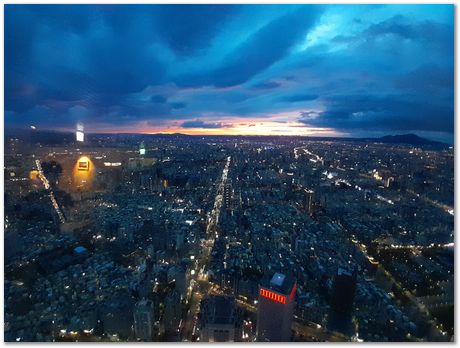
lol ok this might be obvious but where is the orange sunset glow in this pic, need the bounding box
[84,114,345,137]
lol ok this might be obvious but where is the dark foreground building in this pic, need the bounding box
[256,272,296,342]
[331,267,357,315]
[199,295,242,342]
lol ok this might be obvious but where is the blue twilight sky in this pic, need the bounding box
[5,4,454,141]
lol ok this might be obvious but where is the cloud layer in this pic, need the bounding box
[5,4,454,141]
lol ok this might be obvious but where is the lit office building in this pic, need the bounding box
[139,142,146,156]
[76,123,84,142]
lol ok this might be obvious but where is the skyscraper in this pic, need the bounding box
[330,267,357,315]
[256,272,296,342]
[163,289,182,333]
[76,123,84,142]
[133,299,155,341]
[139,142,146,156]
[304,188,315,215]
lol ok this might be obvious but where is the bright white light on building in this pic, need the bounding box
[76,131,84,142]
[140,148,146,155]
[103,162,122,167]
[76,123,84,142]
[30,125,36,130]
[191,270,196,275]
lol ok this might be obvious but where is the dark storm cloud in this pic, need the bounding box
[151,95,168,104]
[300,93,454,133]
[181,120,231,129]
[4,4,454,140]
[333,14,454,53]
[153,5,238,56]
[283,94,318,103]
[366,14,453,46]
[251,81,282,90]
[396,64,454,93]
[210,6,323,87]
[175,5,323,88]
[6,4,168,116]
[170,102,187,109]
[365,15,418,38]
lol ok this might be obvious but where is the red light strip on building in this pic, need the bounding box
[289,283,296,301]
[260,289,286,304]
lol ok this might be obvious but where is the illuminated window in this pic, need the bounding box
[78,161,89,171]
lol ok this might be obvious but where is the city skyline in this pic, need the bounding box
[3,3,455,343]
[5,4,454,142]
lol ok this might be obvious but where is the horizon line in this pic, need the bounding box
[5,126,453,145]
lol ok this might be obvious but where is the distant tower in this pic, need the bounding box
[76,123,84,142]
[304,189,315,215]
[133,299,155,341]
[175,228,185,252]
[118,226,133,243]
[139,142,146,156]
[256,272,296,342]
[223,180,233,211]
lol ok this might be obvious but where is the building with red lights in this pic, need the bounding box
[256,272,296,342]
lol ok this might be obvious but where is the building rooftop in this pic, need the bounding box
[200,295,239,326]
[263,272,295,296]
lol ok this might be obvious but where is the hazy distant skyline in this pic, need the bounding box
[5,4,454,142]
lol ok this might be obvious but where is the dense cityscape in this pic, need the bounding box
[4,130,454,342]
[4,3,454,343]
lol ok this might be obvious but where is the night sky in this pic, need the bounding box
[5,5,454,141]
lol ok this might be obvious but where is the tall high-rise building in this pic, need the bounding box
[163,289,182,333]
[303,188,315,215]
[175,228,186,252]
[133,299,155,341]
[139,142,146,156]
[167,265,189,299]
[76,123,84,142]
[256,272,296,342]
[223,180,233,211]
[330,267,357,315]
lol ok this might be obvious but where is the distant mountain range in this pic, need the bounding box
[5,128,451,149]
[350,133,450,148]
[373,134,449,147]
